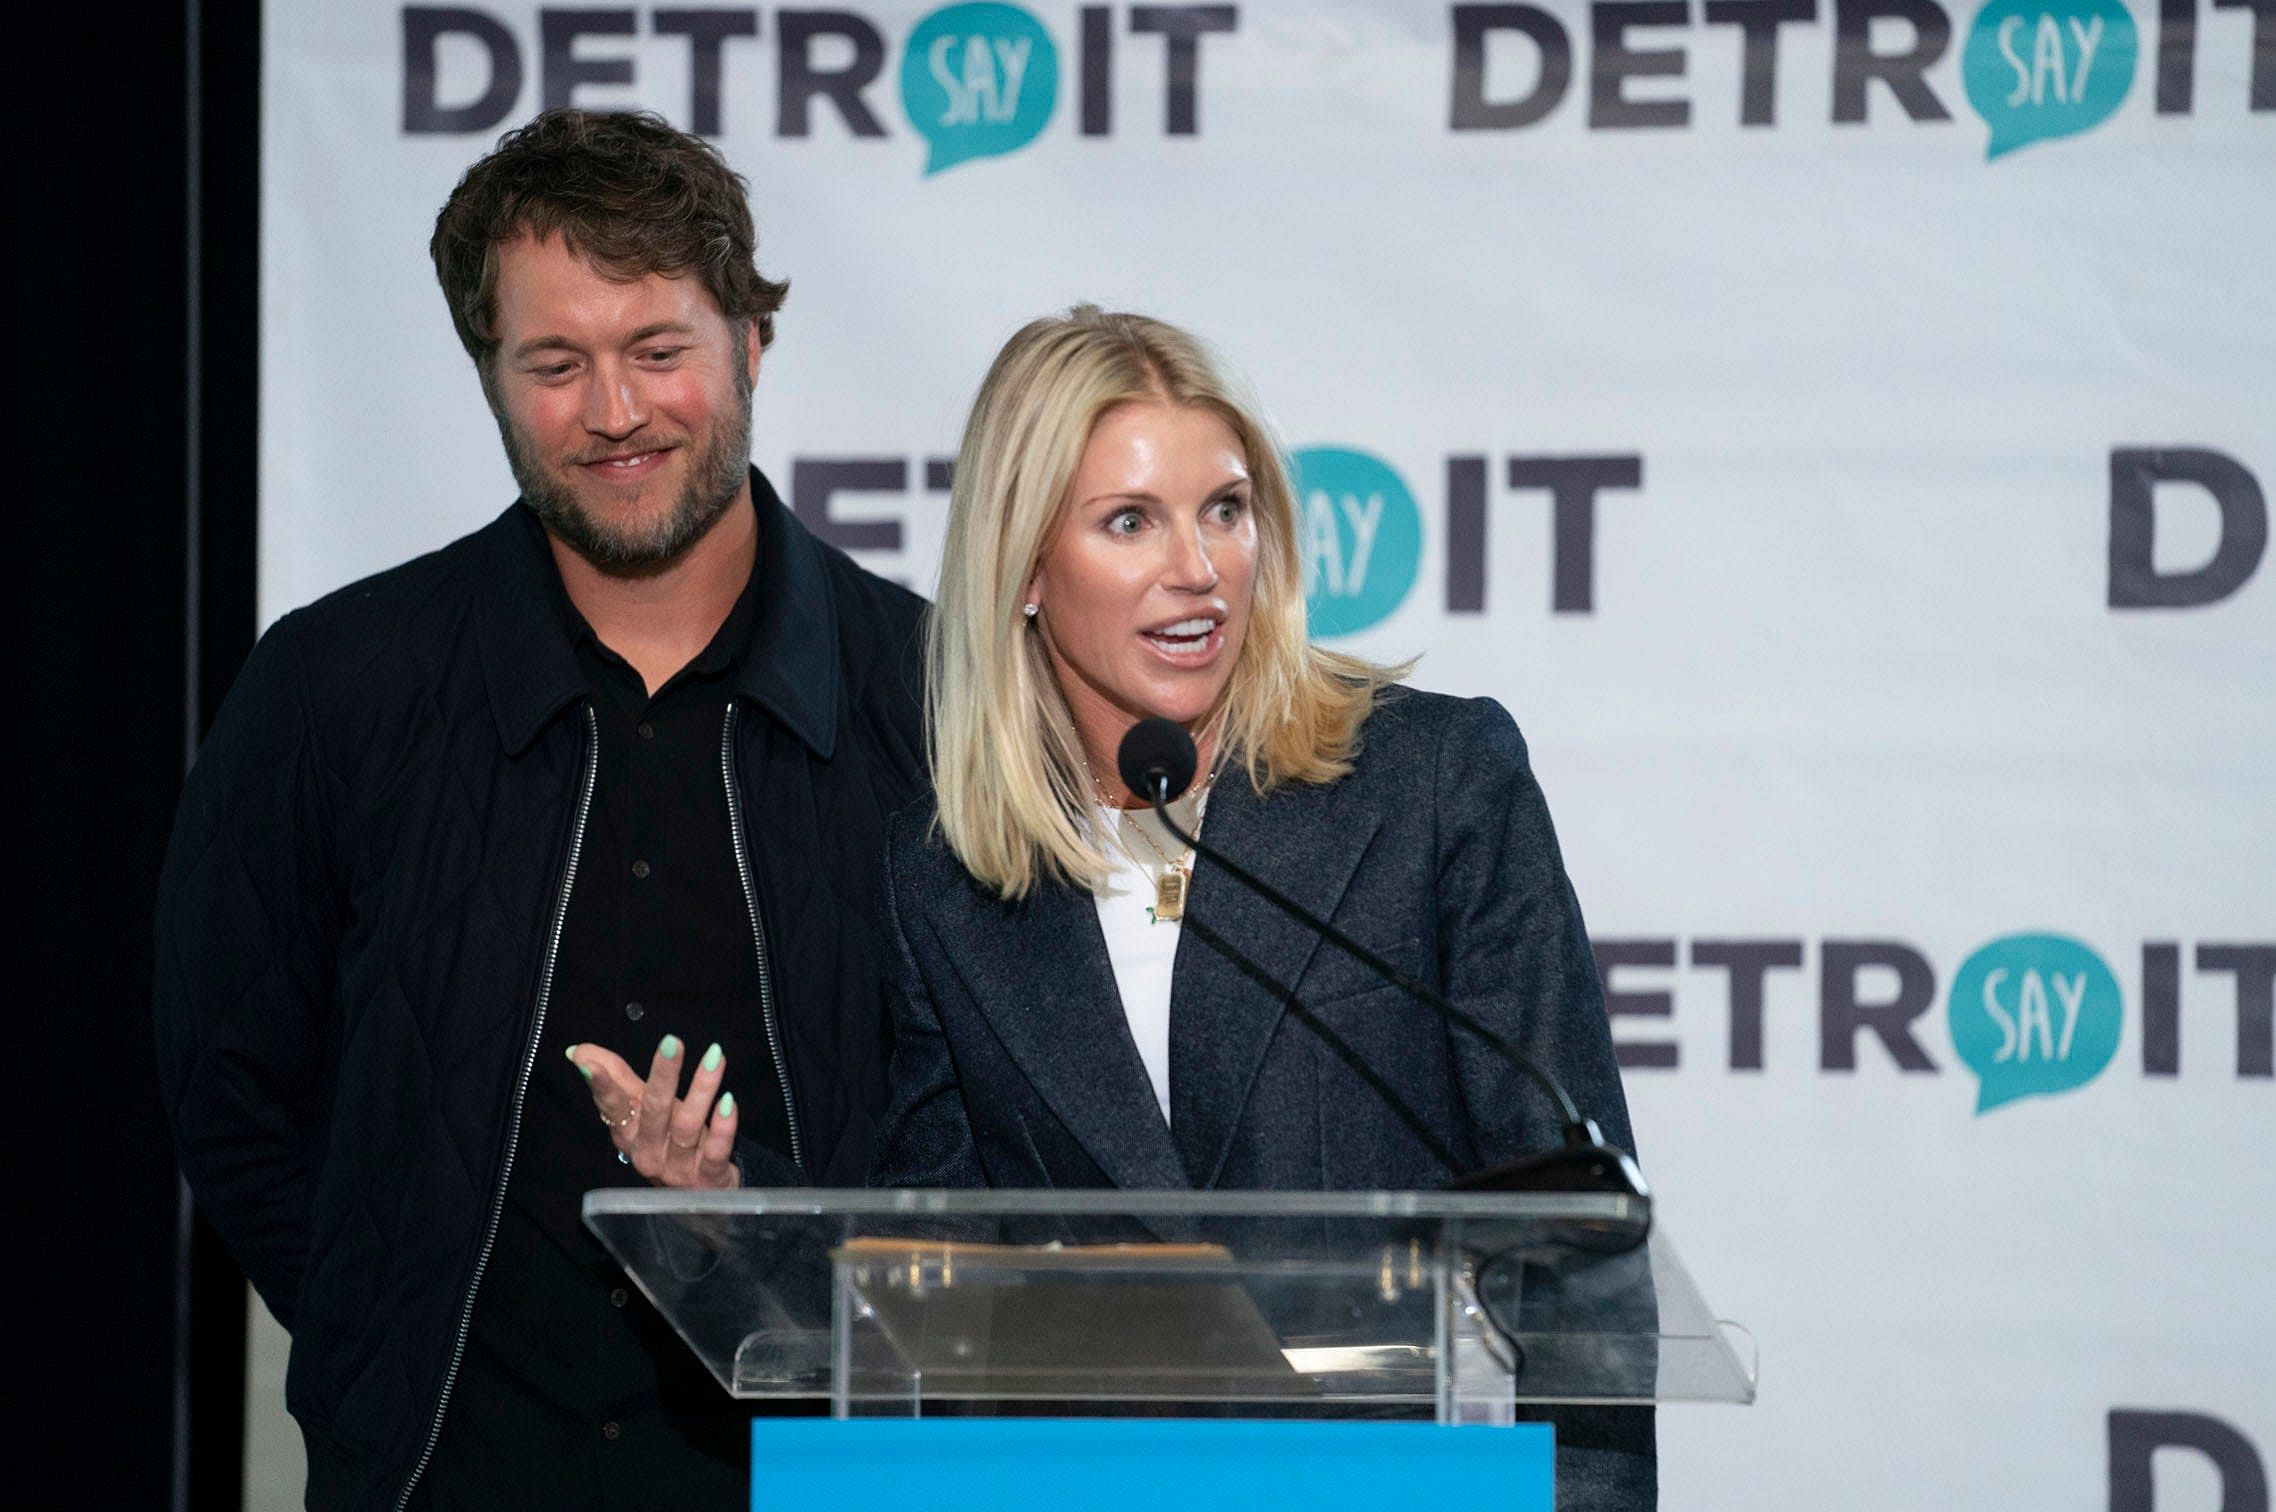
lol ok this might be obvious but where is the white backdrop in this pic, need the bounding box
[263,3,2274,1506]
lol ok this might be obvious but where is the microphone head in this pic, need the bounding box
[1117,717,1198,803]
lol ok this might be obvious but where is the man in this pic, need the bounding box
[155,110,927,1510]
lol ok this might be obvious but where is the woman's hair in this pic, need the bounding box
[930,305,1407,899]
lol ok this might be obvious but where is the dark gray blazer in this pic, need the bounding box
[872,687,1653,1507]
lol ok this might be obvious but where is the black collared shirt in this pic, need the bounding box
[424,502,794,1510]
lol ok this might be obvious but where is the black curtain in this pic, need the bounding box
[27,2,261,1507]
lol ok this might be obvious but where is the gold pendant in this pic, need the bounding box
[1153,864,1189,923]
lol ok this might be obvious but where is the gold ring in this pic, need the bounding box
[603,1102,641,1131]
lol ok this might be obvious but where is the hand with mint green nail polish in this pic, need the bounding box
[630,1029,743,1190]
[567,1035,742,1191]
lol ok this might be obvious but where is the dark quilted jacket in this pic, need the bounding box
[154,472,927,1510]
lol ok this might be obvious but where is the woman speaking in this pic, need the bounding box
[871,304,1652,1504]
[875,302,1637,1188]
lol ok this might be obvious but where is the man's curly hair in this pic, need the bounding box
[430,109,789,370]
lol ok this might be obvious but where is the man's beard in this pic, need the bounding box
[499,371,753,572]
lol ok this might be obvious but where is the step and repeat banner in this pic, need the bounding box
[263,3,2271,1507]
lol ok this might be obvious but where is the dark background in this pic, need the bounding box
[30,2,263,1506]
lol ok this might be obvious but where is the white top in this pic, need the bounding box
[1089,800,1204,1125]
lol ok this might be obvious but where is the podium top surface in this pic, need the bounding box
[581,1186,1753,1409]
[584,1186,1650,1222]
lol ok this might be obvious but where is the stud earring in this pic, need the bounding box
[1022,602,1039,619]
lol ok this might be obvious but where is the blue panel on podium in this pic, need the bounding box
[751,1418,1553,1511]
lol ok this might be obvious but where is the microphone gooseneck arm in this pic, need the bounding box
[1141,773,1592,1141]
[1115,714,1648,1212]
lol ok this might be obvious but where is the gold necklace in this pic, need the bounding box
[1088,763,1214,924]
[1080,730,1218,924]
[1119,804,1199,923]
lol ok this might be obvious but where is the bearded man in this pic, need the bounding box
[155,110,927,1510]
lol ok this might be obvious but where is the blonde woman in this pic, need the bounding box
[878,301,1637,1182]
[873,306,1652,1502]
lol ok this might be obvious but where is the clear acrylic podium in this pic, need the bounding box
[584,1188,1755,1424]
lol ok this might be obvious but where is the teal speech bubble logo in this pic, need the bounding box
[1962,0,2137,160]
[1948,934,2122,1113]
[901,3,1057,176]
[1291,448,1423,638]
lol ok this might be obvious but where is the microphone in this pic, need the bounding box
[1116,717,1650,1216]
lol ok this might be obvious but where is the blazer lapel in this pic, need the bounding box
[1168,769,1382,1189]
[952,878,1193,1192]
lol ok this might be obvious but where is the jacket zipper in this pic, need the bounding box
[722,702,805,1175]
[395,704,598,1510]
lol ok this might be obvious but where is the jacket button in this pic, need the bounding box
[624,1001,644,1022]
[637,722,655,740]
[610,1287,629,1308]
[631,859,651,879]
[601,1421,621,1441]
